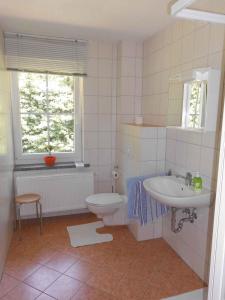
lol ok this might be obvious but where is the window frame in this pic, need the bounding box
[11,71,83,165]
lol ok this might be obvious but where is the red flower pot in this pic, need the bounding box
[44,155,56,166]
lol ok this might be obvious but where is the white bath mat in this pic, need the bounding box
[67,221,113,247]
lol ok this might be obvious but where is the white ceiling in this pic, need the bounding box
[0,0,173,40]
[190,0,225,14]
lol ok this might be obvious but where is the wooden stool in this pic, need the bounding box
[15,193,43,240]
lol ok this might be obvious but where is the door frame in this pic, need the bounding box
[208,97,225,299]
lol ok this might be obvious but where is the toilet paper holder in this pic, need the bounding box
[112,166,119,180]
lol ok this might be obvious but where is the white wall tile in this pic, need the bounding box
[98,59,112,78]
[139,161,157,176]
[194,25,209,59]
[98,97,112,114]
[157,128,167,139]
[119,41,137,58]
[121,57,136,77]
[209,24,225,54]
[182,33,194,63]
[83,40,117,193]
[166,139,176,163]
[98,131,112,149]
[200,147,215,178]
[98,78,112,96]
[139,127,158,139]
[98,42,113,59]
[120,77,136,96]
[87,58,98,77]
[98,114,112,131]
[83,114,98,131]
[202,132,216,149]
[88,41,98,58]
[84,131,98,149]
[139,139,157,161]
[175,141,187,167]
[84,149,98,166]
[118,96,134,115]
[84,96,98,114]
[186,144,201,172]
[98,149,112,165]
[84,77,98,96]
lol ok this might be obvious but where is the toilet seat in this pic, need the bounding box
[86,193,123,207]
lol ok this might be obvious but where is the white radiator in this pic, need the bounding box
[15,171,94,217]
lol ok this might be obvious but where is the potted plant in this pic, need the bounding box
[43,145,56,166]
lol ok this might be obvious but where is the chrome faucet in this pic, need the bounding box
[176,172,192,186]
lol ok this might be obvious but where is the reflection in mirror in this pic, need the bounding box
[167,68,221,132]
[182,80,207,129]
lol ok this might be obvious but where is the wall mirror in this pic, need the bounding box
[167,68,221,132]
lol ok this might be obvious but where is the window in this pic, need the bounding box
[182,80,207,129]
[12,72,82,163]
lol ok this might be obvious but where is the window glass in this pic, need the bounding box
[18,72,75,154]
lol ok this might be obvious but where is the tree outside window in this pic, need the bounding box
[182,80,207,129]
[18,72,75,154]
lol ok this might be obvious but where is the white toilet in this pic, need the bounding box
[85,193,128,226]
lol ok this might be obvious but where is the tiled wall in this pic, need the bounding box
[117,124,166,194]
[83,41,117,193]
[116,41,144,191]
[0,29,14,276]
[164,127,220,281]
[117,124,166,241]
[116,41,143,125]
[166,128,220,190]
[83,39,146,194]
[141,20,225,282]
[143,20,225,126]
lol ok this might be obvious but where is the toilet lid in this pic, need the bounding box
[86,193,123,206]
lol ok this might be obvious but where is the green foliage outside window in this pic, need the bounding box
[187,80,206,129]
[18,72,75,154]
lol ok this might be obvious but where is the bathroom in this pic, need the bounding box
[0,0,225,299]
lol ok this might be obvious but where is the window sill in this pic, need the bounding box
[14,162,90,172]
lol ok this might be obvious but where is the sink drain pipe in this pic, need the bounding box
[171,208,197,233]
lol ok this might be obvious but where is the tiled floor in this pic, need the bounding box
[0,213,205,300]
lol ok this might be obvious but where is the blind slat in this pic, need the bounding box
[4,33,88,76]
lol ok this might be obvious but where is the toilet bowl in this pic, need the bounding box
[86,193,128,226]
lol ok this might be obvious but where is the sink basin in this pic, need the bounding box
[143,176,212,208]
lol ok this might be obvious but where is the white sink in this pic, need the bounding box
[143,176,212,208]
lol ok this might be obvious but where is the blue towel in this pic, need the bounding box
[127,175,169,226]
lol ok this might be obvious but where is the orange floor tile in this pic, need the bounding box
[0,213,205,300]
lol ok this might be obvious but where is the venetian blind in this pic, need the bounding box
[4,32,88,76]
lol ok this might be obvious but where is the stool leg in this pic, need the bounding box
[39,202,43,235]
[18,204,22,241]
[36,201,39,219]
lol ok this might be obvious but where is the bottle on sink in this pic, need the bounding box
[192,172,203,192]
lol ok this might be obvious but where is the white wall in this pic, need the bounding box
[84,40,144,194]
[116,41,143,125]
[142,19,225,282]
[83,41,117,193]
[143,20,225,126]
[117,124,166,193]
[164,127,219,281]
[117,124,166,241]
[0,29,14,277]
